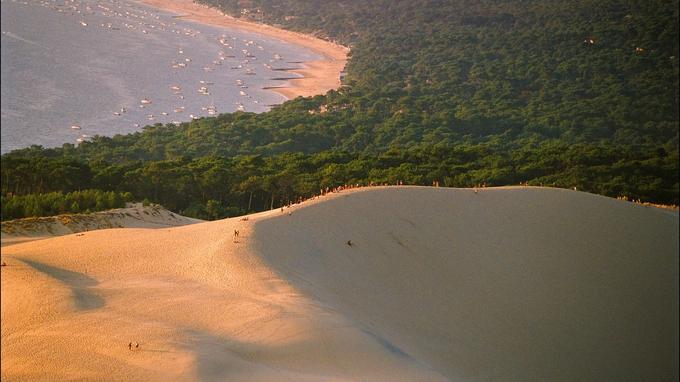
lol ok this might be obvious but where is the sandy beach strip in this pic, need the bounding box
[140,0,349,100]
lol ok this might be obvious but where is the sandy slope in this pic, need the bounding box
[1,187,678,381]
[140,0,349,100]
[1,203,203,247]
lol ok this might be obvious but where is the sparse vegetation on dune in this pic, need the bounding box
[1,202,200,243]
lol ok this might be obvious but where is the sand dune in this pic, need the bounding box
[1,203,203,247]
[1,187,678,381]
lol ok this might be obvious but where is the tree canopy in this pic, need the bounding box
[2,0,678,220]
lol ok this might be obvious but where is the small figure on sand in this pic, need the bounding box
[347,240,353,246]
[1,262,7,267]
[135,342,139,349]
[234,230,239,238]
[128,342,133,351]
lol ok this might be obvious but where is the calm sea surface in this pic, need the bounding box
[0,0,320,153]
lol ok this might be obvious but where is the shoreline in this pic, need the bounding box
[140,0,349,100]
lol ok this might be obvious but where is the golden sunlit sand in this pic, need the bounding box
[1,187,678,381]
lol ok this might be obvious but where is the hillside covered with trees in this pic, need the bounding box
[1,0,678,220]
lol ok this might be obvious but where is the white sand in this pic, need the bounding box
[1,187,678,381]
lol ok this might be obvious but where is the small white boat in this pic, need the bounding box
[71,124,81,130]
[140,98,152,104]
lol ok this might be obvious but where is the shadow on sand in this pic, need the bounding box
[21,259,105,310]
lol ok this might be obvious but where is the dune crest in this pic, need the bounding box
[1,203,203,247]
[2,187,678,381]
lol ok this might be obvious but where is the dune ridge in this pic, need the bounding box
[1,187,678,381]
[1,203,203,247]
